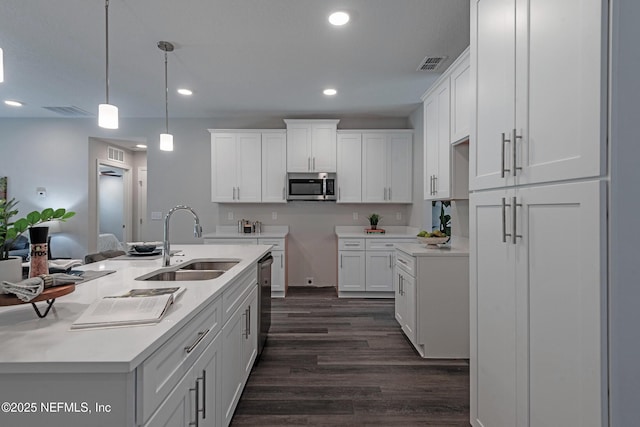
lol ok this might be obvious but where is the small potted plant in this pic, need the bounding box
[0,198,75,281]
[367,213,381,230]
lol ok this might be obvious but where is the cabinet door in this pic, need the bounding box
[362,134,387,202]
[336,133,362,203]
[271,251,285,293]
[338,251,365,292]
[387,133,413,203]
[211,133,238,202]
[470,0,516,191]
[242,287,259,378]
[450,55,471,144]
[365,251,394,292]
[143,373,193,427]
[516,0,605,186]
[311,122,337,172]
[195,333,222,427]
[261,132,287,203]
[400,269,416,344]
[517,181,605,426]
[394,269,404,326]
[470,188,518,427]
[424,93,439,200]
[435,83,451,199]
[221,303,244,426]
[286,124,312,172]
[236,133,262,202]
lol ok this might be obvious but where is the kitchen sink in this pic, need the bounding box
[138,270,225,281]
[178,260,239,271]
[135,258,240,282]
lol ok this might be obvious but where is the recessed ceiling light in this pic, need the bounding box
[329,11,350,26]
[4,100,23,107]
[323,88,337,96]
[136,144,147,149]
[177,88,193,96]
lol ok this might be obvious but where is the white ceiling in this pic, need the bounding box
[0,0,470,120]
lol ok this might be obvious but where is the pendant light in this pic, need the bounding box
[158,41,174,152]
[98,0,118,129]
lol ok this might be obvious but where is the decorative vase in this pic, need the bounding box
[0,256,23,284]
[29,226,49,278]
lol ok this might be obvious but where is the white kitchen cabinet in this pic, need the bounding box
[336,131,362,203]
[470,0,605,191]
[211,132,261,203]
[365,251,395,292]
[422,49,470,201]
[470,181,605,427]
[395,245,469,359]
[284,119,339,172]
[261,131,287,203]
[362,131,413,203]
[221,285,258,427]
[337,238,366,293]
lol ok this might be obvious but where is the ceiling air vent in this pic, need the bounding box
[42,106,93,117]
[107,146,125,163]
[417,55,448,71]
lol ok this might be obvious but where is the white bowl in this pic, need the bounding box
[416,236,450,245]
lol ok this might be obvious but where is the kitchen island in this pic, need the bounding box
[0,244,270,427]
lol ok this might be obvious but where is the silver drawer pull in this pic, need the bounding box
[344,243,360,247]
[184,329,210,354]
[512,128,523,177]
[501,132,511,178]
[397,258,408,265]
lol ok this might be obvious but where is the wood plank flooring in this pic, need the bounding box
[231,287,470,426]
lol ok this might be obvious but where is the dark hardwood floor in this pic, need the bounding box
[231,287,470,426]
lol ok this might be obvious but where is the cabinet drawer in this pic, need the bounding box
[204,238,258,245]
[365,238,417,251]
[395,250,416,277]
[223,265,258,324]
[258,238,285,250]
[339,238,365,251]
[137,296,222,425]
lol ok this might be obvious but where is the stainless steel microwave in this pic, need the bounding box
[287,173,337,201]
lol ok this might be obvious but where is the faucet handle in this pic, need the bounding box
[194,223,203,238]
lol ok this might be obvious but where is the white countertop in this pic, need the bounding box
[395,237,469,257]
[202,225,289,239]
[0,244,270,374]
[335,225,420,239]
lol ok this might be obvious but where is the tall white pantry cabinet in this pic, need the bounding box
[470,0,640,426]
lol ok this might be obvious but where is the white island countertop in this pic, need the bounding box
[395,237,469,257]
[0,244,270,374]
[335,225,420,239]
[202,225,289,239]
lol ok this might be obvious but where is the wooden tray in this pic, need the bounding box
[0,284,75,318]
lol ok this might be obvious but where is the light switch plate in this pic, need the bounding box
[151,211,163,220]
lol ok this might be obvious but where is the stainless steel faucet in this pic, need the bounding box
[163,205,203,266]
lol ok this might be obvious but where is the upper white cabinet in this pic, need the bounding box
[211,132,261,203]
[422,48,470,201]
[284,119,339,172]
[362,131,413,203]
[261,131,287,203]
[336,131,362,203]
[470,0,605,191]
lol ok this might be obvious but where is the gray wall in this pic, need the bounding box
[0,115,420,286]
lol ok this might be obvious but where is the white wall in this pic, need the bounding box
[98,172,124,240]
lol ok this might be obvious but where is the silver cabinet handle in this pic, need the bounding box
[282,187,285,200]
[313,157,316,170]
[512,129,523,177]
[384,188,388,200]
[244,307,250,339]
[340,254,343,268]
[388,187,392,200]
[280,253,283,268]
[237,187,240,200]
[397,258,408,266]
[232,187,236,200]
[185,329,210,354]
[196,371,206,420]
[344,243,360,247]
[429,176,433,195]
[501,132,511,178]
[433,176,437,195]
[308,157,311,171]
[247,305,251,337]
[389,254,392,268]
[511,196,522,245]
[502,197,508,243]
[338,187,341,201]
[400,274,404,296]
[189,383,199,427]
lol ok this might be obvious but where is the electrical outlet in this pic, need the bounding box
[353,212,358,220]
[396,212,402,220]
[306,277,314,285]
[36,187,47,198]
[227,211,234,220]
[272,212,277,220]
[151,211,163,220]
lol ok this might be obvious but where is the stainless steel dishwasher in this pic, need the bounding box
[257,253,272,358]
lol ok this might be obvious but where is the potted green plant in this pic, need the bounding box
[0,198,75,282]
[367,213,381,230]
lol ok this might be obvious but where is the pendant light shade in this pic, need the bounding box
[99,0,118,129]
[0,47,4,83]
[158,41,175,152]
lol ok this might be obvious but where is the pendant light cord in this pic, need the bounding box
[164,51,169,134]
[105,0,110,104]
